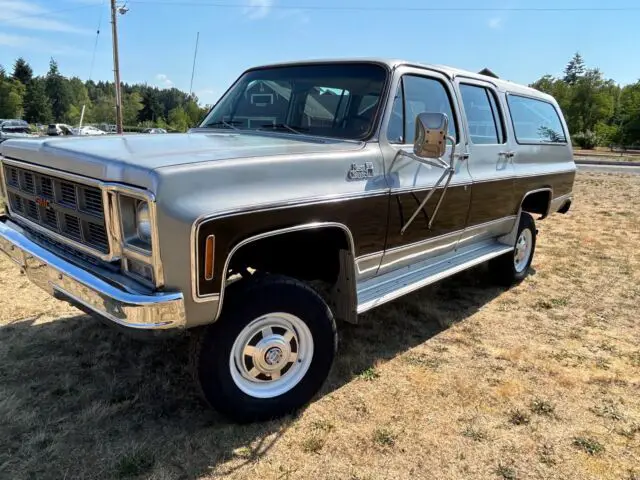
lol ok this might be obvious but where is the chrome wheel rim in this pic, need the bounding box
[229,312,314,399]
[514,228,533,273]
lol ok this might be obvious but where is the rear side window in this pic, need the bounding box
[507,94,567,144]
[459,84,505,144]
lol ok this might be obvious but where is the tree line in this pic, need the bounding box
[530,53,640,148]
[0,58,209,132]
[1,54,639,146]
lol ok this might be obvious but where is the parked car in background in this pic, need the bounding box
[0,120,38,144]
[142,128,167,134]
[75,126,107,136]
[47,124,76,136]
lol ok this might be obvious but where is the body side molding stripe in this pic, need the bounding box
[192,170,575,302]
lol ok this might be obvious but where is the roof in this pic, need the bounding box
[245,57,554,102]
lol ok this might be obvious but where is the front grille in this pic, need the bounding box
[22,171,35,193]
[63,213,82,240]
[60,182,77,207]
[83,188,104,216]
[7,168,19,187]
[3,164,110,255]
[44,209,58,229]
[26,199,39,221]
[40,177,54,199]
[87,223,109,251]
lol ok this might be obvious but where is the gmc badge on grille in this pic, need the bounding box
[35,196,51,208]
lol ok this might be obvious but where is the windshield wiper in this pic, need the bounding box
[203,120,242,130]
[258,123,308,135]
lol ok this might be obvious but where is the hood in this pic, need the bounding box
[0,131,363,190]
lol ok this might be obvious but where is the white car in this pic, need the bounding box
[47,124,75,136]
[75,126,107,136]
[142,128,167,134]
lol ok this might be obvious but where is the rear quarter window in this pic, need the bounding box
[507,94,567,144]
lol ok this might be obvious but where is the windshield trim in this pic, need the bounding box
[198,61,392,142]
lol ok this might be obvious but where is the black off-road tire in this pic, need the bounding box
[190,274,337,423]
[489,212,537,286]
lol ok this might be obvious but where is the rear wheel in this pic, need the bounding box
[490,212,537,286]
[190,275,337,423]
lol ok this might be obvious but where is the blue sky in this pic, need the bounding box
[1,0,639,106]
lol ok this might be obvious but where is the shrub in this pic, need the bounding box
[573,130,599,149]
[594,122,621,146]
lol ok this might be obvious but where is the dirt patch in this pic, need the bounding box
[1,172,639,479]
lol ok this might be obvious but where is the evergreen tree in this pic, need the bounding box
[123,91,144,126]
[168,105,189,132]
[0,78,25,119]
[12,58,33,85]
[24,78,52,124]
[184,98,207,127]
[563,52,586,85]
[45,58,72,122]
[140,89,164,123]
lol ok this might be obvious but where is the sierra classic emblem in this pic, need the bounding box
[347,162,374,180]
[35,196,51,208]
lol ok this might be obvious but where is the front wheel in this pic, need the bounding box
[190,275,337,423]
[490,212,537,286]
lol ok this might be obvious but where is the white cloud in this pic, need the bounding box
[0,0,92,34]
[0,32,28,47]
[488,17,503,29]
[0,32,86,55]
[243,0,274,20]
[155,74,174,88]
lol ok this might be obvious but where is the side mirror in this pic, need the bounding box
[413,112,449,159]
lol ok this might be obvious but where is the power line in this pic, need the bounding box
[88,0,107,81]
[127,1,640,12]
[189,32,200,98]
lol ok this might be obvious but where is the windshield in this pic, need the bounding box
[200,63,388,140]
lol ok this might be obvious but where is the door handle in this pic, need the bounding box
[456,153,470,161]
[499,151,515,158]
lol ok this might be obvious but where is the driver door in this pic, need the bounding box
[378,67,472,276]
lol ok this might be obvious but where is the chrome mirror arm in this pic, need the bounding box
[400,135,457,235]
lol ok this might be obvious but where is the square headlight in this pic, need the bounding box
[119,195,153,252]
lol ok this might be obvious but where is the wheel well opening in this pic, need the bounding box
[227,227,351,283]
[558,199,572,214]
[521,190,551,216]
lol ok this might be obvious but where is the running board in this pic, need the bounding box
[357,241,513,313]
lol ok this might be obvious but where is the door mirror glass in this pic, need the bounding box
[413,112,449,158]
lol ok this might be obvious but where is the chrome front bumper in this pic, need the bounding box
[0,215,186,329]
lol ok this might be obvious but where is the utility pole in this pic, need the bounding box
[110,0,124,134]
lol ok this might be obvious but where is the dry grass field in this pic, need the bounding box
[1,172,639,480]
